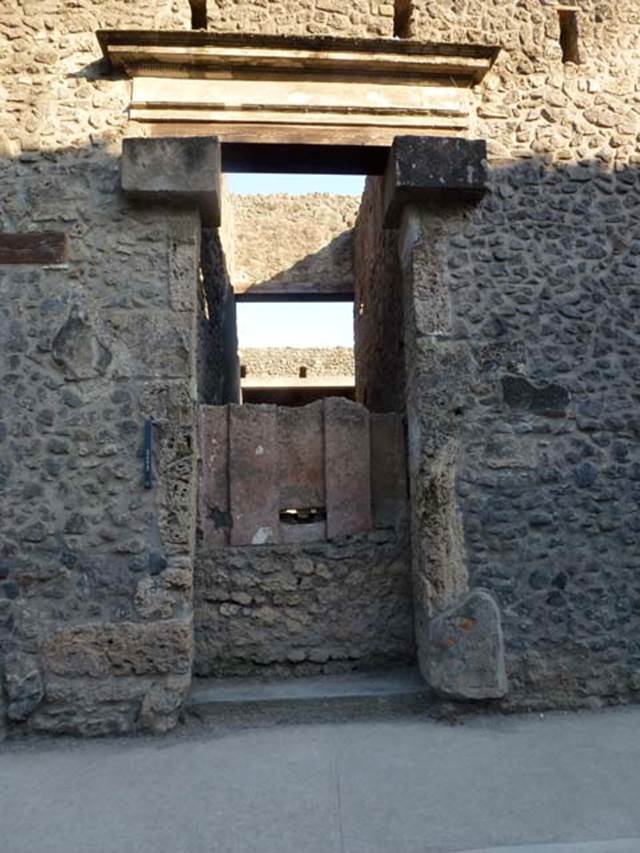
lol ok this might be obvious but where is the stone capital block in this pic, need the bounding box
[383,136,487,228]
[121,136,221,226]
[426,589,507,701]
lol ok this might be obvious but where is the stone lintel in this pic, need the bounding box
[121,136,221,226]
[382,136,488,228]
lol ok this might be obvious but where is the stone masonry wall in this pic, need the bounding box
[206,0,393,38]
[390,2,640,707]
[354,177,405,414]
[2,0,640,732]
[195,530,414,677]
[0,1,201,736]
[239,347,354,380]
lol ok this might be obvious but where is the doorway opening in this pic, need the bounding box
[205,170,366,408]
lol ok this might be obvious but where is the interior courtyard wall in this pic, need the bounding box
[230,194,359,298]
[354,178,406,414]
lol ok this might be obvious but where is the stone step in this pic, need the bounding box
[186,667,429,723]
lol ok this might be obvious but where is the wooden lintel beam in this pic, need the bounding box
[189,0,207,30]
[0,233,68,265]
[235,278,354,302]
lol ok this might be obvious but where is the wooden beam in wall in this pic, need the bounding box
[234,278,354,301]
[189,0,207,30]
[0,233,68,265]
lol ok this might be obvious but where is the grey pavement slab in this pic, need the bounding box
[458,844,640,853]
[189,666,426,705]
[1,705,640,853]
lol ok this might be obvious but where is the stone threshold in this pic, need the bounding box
[188,666,426,708]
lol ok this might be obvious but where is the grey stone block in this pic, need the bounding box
[383,136,487,227]
[121,137,221,226]
[426,589,508,701]
[4,652,44,722]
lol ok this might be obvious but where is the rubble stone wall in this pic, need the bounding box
[0,0,201,736]
[239,347,354,379]
[206,0,393,38]
[388,2,640,707]
[194,530,414,677]
[2,0,640,735]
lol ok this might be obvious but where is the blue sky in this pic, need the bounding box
[230,174,363,348]
[227,172,365,196]
[237,302,355,348]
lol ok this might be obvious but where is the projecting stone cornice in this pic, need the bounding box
[97,31,500,146]
[97,31,499,84]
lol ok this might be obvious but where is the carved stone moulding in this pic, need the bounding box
[98,30,500,147]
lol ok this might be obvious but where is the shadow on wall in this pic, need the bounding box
[1,137,640,730]
[234,229,356,300]
[399,153,640,709]
[0,137,226,735]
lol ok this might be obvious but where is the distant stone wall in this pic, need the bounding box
[231,194,359,298]
[206,0,393,37]
[194,530,414,677]
[239,347,354,379]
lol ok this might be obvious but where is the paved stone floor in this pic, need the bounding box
[1,705,640,852]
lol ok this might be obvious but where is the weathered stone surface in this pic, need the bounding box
[229,404,279,545]
[32,668,186,734]
[231,194,359,298]
[121,137,221,226]
[4,652,44,721]
[199,405,230,546]
[134,569,192,621]
[194,530,414,677]
[426,590,507,701]
[501,376,570,418]
[29,703,137,737]
[2,0,640,737]
[239,347,354,381]
[370,413,408,529]
[324,397,372,538]
[206,0,393,36]
[278,400,325,511]
[354,176,405,414]
[139,674,191,733]
[0,695,6,741]
[42,621,192,679]
[51,306,111,380]
[383,136,487,228]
